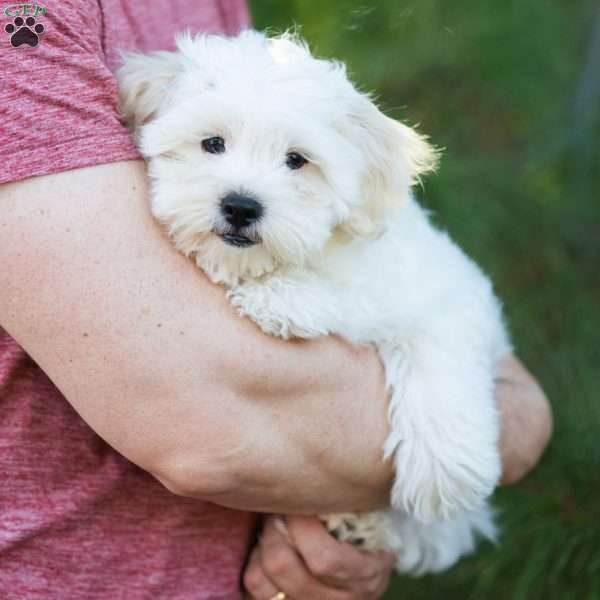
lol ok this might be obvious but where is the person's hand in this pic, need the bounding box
[244,515,394,600]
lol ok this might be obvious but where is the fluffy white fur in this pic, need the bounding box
[118,31,511,574]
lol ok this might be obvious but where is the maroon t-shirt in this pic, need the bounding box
[0,2,257,599]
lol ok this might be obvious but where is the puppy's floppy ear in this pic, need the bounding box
[117,51,184,128]
[341,98,439,238]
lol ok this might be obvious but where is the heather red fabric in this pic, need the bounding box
[0,2,257,599]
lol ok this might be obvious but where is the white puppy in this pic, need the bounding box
[118,31,511,575]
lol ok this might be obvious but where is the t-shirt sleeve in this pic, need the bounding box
[0,1,140,185]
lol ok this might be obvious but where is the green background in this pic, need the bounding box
[249,2,600,599]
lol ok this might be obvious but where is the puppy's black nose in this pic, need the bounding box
[220,193,263,228]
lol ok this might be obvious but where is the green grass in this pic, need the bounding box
[250,2,600,598]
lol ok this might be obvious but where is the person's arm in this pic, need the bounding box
[497,354,552,484]
[0,160,551,514]
[0,160,392,514]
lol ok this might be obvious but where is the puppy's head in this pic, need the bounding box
[118,31,438,284]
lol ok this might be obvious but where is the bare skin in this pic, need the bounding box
[0,160,551,520]
[497,354,552,485]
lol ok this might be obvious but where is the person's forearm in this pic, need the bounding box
[0,160,392,513]
[1,162,547,516]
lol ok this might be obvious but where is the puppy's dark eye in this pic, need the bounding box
[202,136,226,154]
[286,152,308,170]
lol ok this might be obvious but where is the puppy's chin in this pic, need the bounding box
[192,234,278,286]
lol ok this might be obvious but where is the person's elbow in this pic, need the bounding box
[143,380,259,501]
[151,437,279,509]
[148,418,254,500]
[152,452,238,499]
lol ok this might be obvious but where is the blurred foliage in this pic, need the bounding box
[250,1,600,598]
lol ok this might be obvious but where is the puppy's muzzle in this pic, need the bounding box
[218,192,263,248]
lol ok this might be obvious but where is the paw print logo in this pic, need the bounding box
[5,16,45,47]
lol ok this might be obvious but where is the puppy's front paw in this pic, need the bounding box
[383,343,502,523]
[227,285,292,338]
[228,281,329,340]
